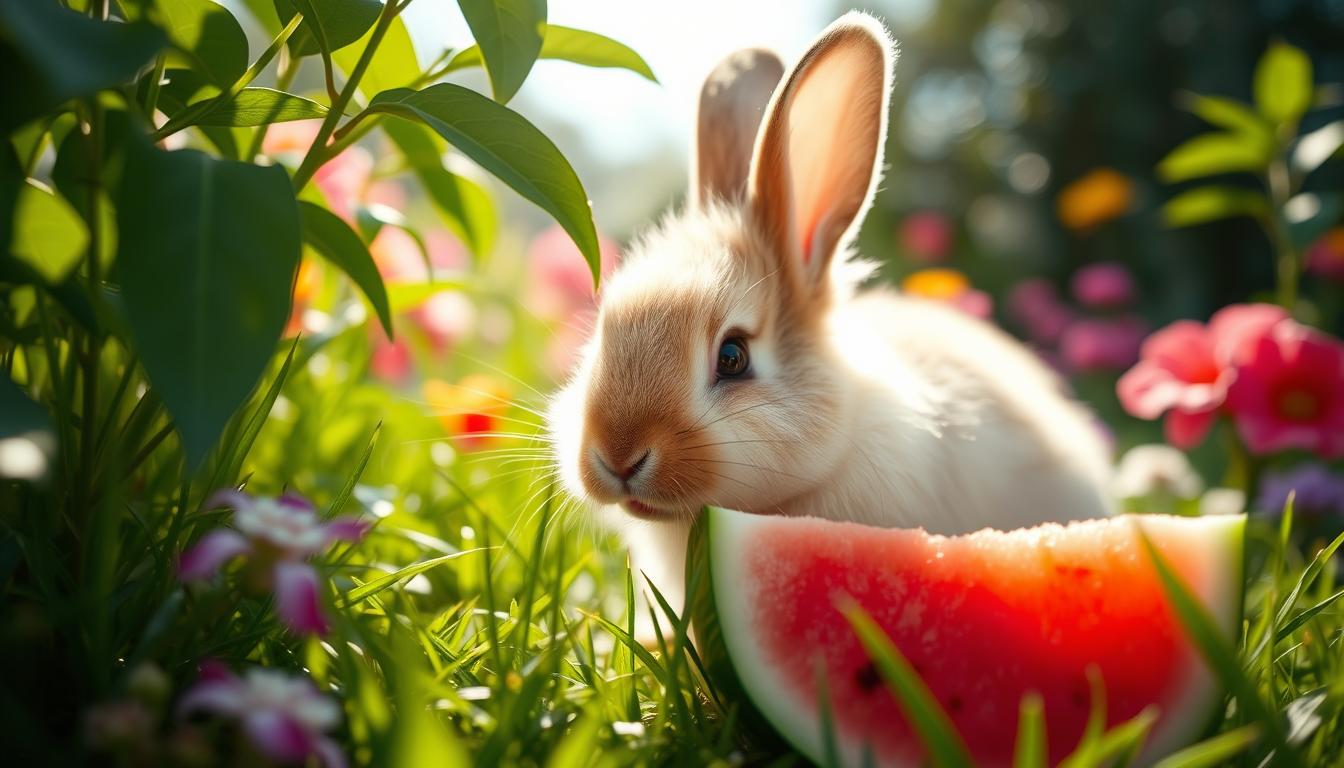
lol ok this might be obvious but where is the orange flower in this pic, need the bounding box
[900,268,993,319]
[423,375,512,450]
[285,258,321,336]
[1056,168,1133,231]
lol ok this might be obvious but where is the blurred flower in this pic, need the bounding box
[526,225,619,322]
[1117,304,1288,448]
[1056,168,1133,231]
[179,491,369,635]
[373,228,467,284]
[1111,444,1204,500]
[424,375,513,450]
[1200,488,1246,517]
[1060,316,1146,373]
[85,699,154,755]
[1007,278,1074,345]
[179,663,345,768]
[1306,227,1344,282]
[262,120,321,159]
[1071,262,1136,309]
[899,210,953,263]
[900,268,993,319]
[414,290,477,351]
[286,257,322,337]
[369,336,413,384]
[1256,464,1344,523]
[1226,321,1344,458]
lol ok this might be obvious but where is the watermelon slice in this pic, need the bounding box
[687,508,1244,767]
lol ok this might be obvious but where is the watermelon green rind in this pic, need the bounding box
[696,508,1246,767]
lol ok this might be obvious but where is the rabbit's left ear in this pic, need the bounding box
[692,48,785,207]
[748,12,893,291]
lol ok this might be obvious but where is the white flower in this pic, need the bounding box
[1111,444,1204,500]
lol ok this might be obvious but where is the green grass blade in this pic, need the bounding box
[815,660,841,768]
[1013,693,1047,768]
[324,421,379,520]
[1139,532,1302,768]
[1150,724,1261,768]
[1276,587,1344,641]
[545,705,603,768]
[1274,530,1344,629]
[841,601,974,768]
[338,549,490,607]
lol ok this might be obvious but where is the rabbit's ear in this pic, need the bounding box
[748,13,893,291]
[691,49,785,207]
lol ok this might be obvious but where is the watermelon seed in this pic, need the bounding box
[854,662,882,692]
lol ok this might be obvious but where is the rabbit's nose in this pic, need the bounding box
[595,448,652,485]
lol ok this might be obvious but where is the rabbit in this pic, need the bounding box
[546,11,1113,616]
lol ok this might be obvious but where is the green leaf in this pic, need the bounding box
[1157,133,1272,182]
[1254,41,1313,126]
[0,376,50,440]
[237,0,282,33]
[332,14,418,98]
[275,0,381,58]
[367,84,599,282]
[381,119,497,257]
[1012,694,1046,768]
[1150,724,1260,768]
[0,1,166,132]
[447,24,656,83]
[841,602,974,768]
[1182,93,1271,142]
[339,549,489,607]
[456,0,546,103]
[196,87,329,126]
[150,0,250,88]
[116,143,301,470]
[10,181,88,284]
[1163,186,1269,228]
[0,141,20,254]
[298,201,393,338]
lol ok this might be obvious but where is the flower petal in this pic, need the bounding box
[273,562,330,636]
[1164,409,1217,450]
[1208,303,1289,363]
[178,530,251,582]
[312,736,349,768]
[176,678,245,720]
[203,488,252,513]
[243,710,316,763]
[278,491,316,513]
[322,516,371,545]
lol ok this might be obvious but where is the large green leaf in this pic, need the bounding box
[0,141,19,254]
[116,143,300,469]
[1157,132,1271,182]
[332,14,418,98]
[1182,93,1271,143]
[456,0,546,103]
[0,1,166,132]
[1163,185,1269,228]
[381,119,497,258]
[10,181,88,284]
[275,0,381,57]
[1254,41,1313,127]
[151,0,250,88]
[298,201,393,337]
[0,376,50,440]
[196,88,329,126]
[447,24,656,83]
[367,84,598,281]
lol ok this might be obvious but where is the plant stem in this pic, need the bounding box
[291,0,400,191]
[1265,156,1300,310]
[143,52,168,119]
[149,14,303,143]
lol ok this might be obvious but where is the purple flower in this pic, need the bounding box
[1007,279,1075,346]
[1071,262,1136,309]
[179,662,345,768]
[1256,464,1344,523]
[179,490,368,635]
[1060,315,1147,373]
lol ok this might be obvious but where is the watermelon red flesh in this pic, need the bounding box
[705,509,1244,767]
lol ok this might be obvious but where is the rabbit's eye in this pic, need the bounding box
[716,337,751,379]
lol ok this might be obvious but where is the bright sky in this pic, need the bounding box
[401,0,835,164]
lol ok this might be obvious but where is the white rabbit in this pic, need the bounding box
[547,12,1113,614]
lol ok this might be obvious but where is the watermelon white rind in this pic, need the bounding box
[690,508,1245,767]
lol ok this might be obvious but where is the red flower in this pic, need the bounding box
[1226,322,1344,458]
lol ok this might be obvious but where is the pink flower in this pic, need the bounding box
[952,288,993,319]
[899,210,953,263]
[369,336,413,384]
[1226,322,1344,458]
[179,663,345,768]
[179,491,369,635]
[1071,262,1136,309]
[1306,227,1344,282]
[1060,316,1146,373]
[1007,279,1075,345]
[526,225,619,322]
[1117,304,1289,449]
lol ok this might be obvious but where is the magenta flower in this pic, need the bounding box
[1306,228,1344,282]
[899,210,953,263]
[1059,315,1146,373]
[1071,262,1136,309]
[1226,321,1344,458]
[179,491,368,635]
[1007,278,1075,346]
[179,662,345,768]
[1116,303,1288,449]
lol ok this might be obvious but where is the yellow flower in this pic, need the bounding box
[901,268,970,299]
[1056,168,1133,231]
[423,375,513,450]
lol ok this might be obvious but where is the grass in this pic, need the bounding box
[3,301,1344,767]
